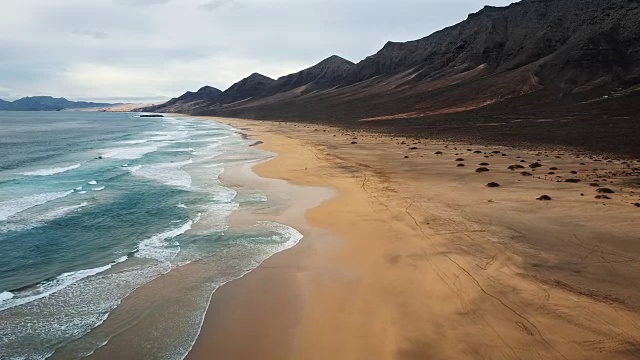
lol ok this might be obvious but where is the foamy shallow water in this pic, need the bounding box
[0,112,303,360]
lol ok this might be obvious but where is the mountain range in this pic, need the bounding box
[0,96,114,111]
[140,0,640,155]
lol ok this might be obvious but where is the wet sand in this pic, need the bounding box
[188,117,640,360]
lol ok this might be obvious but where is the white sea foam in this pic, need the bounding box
[129,159,193,188]
[117,139,148,145]
[0,202,89,233]
[77,191,87,194]
[136,215,200,262]
[144,131,188,142]
[92,186,105,191]
[40,203,88,222]
[0,256,128,312]
[75,186,83,191]
[203,202,239,231]
[164,148,195,153]
[0,257,160,360]
[0,191,73,222]
[88,180,97,185]
[101,145,158,160]
[21,164,81,176]
[245,193,268,203]
[264,222,304,253]
[211,182,237,203]
[0,291,14,302]
[178,139,213,143]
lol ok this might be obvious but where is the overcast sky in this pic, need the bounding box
[0,0,515,103]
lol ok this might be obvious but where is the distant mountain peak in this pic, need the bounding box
[319,55,354,66]
[197,85,221,93]
[144,0,640,133]
[245,73,276,82]
[0,96,114,111]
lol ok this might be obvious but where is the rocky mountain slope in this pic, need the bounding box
[266,55,355,96]
[142,86,222,114]
[217,73,276,104]
[142,0,640,155]
[0,96,114,111]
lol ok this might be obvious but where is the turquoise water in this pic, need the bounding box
[0,112,302,359]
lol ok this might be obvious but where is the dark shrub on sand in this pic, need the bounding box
[476,167,490,173]
[548,172,555,175]
[634,203,640,207]
[455,158,464,161]
[479,162,489,166]
[473,150,482,154]
[486,182,501,187]
[565,179,581,183]
[537,195,552,201]
[597,188,615,194]
[570,171,578,174]
[550,167,558,170]
[404,156,409,158]
[409,147,418,150]
[589,183,600,187]
[508,165,525,171]
[595,195,611,200]
[457,163,465,167]
[434,151,443,155]
[521,172,533,176]
[351,141,358,144]
[529,162,542,169]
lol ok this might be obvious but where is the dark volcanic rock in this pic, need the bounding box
[342,0,640,91]
[266,55,355,96]
[146,0,640,157]
[217,73,276,104]
[139,86,222,113]
[176,86,222,103]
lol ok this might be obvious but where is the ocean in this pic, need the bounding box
[0,111,305,359]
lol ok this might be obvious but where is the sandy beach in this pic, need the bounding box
[186,117,640,360]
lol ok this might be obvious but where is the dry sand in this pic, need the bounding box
[188,117,640,360]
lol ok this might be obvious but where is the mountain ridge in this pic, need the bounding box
[139,0,640,155]
[0,96,115,111]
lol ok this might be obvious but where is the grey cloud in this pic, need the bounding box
[1,0,516,101]
[72,29,109,40]
[114,0,171,6]
[198,0,242,11]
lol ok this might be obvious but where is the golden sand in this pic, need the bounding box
[188,117,640,360]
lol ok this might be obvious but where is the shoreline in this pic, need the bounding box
[45,114,332,360]
[188,116,640,359]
